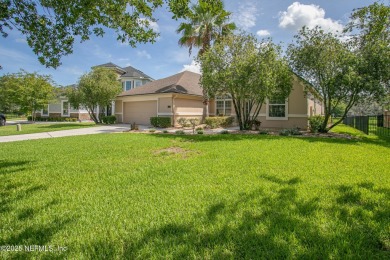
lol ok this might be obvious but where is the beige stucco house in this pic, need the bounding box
[116,70,323,129]
[36,63,153,120]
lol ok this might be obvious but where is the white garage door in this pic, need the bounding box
[123,101,157,125]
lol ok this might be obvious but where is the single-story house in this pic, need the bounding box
[35,63,153,120]
[116,70,324,129]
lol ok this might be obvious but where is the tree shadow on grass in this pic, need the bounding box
[0,160,31,175]
[150,130,390,149]
[81,175,389,259]
[0,175,73,259]
[151,132,371,146]
[332,182,390,253]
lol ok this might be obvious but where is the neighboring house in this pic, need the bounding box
[115,70,324,129]
[34,86,91,121]
[35,62,153,120]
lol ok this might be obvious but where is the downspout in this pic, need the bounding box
[172,94,177,127]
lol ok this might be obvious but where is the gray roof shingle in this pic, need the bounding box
[121,66,153,79]
[118,71,202,97]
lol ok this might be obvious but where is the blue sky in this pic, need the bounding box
[0,0,378,86]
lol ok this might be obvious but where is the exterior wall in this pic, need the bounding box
[115,100,123,123]
[288,81,308,115]
[257,117,308,129]
[173,96,203,127]
[48,113,62,118]
[158,97,172,114]
[48,103,61,113]
[207,77,319,129]
[120,77,152,92]
[174,97,203,115]
[307,94,323,117]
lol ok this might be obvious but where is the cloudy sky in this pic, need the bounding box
[0,0,378,86]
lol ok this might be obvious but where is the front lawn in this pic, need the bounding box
[0,127,389,258]
[0,122,96,136]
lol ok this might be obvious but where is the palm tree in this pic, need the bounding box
[177,0,236,120]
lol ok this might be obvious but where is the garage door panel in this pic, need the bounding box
[123,101,157,125]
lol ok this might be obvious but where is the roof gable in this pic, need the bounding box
[121,66,153,79]
[119,71,202,97]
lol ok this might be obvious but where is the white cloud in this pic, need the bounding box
[256,30,271,37]
[136,50,151,59]
[279,2,343,33]
[180,60,201,74]
[233,1,257,31]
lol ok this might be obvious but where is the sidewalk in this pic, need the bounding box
[0,125,130,143]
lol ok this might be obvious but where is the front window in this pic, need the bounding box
[268,97,286,118]
[134,80,143,88]
[216,95,232,116]
[42,104,49,116]
[125,81,132,91]
[62,101,70,116]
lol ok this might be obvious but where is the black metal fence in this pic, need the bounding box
[343,114,390,136]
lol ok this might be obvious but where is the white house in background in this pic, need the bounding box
[35,62,154,120]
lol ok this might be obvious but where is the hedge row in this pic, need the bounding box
[27,116,78,122]
[205,116,234,128]
[150,117,171,128]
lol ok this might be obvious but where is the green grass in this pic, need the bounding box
[0,127,389,259]
[0,123,96,136]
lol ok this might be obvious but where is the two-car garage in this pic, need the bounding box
[123,101,157,125]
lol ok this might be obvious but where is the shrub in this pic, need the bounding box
[102,115,116,124]
[251,119,262,130]
[289,127,302,135]
[279,128,302,136]
[177,118,188,128]
[259,130,269,135]
[279,129,290,136]
[175,130,185,135]
[149,128,156,133]
[188,118,200,134]
[205,116,234,128]
[309,115,324,133]
[28,116,78,122]
[197,130,204,135]
[196,126,203,131]
[162,130,169,134]
[150,117,171,128]
[220,130,229,134]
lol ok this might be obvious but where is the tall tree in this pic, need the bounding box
[67,67,122,124]
[0,0,192,68]
[199,33,293,130]
[287,26,384,133]
[0,70,55,121]
[177,0,236,121]
[345,2,390,106]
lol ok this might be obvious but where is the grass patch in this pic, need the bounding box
[0,123,96,136]
[0,129,389,258]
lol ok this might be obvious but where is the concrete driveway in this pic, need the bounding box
[0,124,131,143]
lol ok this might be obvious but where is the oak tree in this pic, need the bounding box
[199,33,292,130]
